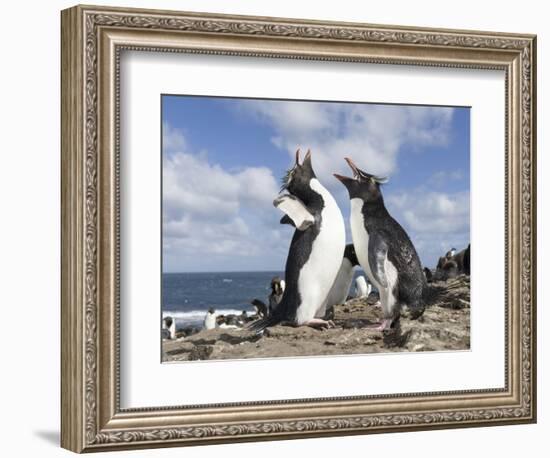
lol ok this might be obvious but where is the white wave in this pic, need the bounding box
[162,308,252,324]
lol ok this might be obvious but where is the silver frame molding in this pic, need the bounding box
[61,4,537,453]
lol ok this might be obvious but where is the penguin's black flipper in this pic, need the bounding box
[273,194,314,231]
[247,314,282,334]
[248,297,289,333]
[280,215,295,226]
[368,233,389,289]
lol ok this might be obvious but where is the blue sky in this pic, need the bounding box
[162,95,470,273]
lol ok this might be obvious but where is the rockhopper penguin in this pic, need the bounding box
[249,149,345,332]
[162,316,176,339]
[250,276,285,317]
[268,276,285,314]
[203,307,217,330]
[354,275,371,298]
[334,157,426,330]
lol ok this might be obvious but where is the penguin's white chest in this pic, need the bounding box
[295,179,345,324]
[350,198,398,296]
[350,198,378,289]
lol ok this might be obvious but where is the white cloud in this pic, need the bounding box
[164,215,255,257]
[387,190,469,234]
[244,100,332,135]
[164,215,249,240]
[162,131,286,271]
[236,167,281,208]
[164,152,238,221]
[428,169,465,187]
[239,100,455,187]
[386,189,470,268]
[163,152,280,221]
[162,122,186,153]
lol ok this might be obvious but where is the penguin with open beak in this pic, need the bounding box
[249,149,346,332]
[334,157,426,330]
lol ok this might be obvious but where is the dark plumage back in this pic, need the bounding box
[344,243,359,267]
[361,203,426,316]
[249,219,321,333]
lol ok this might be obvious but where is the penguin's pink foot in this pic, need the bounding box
[377,319,393,331]
[366,318,393,331]
[303,318,335,329]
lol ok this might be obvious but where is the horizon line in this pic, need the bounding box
[163,269,285,275]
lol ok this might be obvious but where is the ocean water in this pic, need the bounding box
[162,270,368,329]
[162,271,284,327]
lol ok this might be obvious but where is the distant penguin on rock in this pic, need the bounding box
[203,307,217,330]
[268,276,285,314]
[423,267,433,283]
[446,247,457,258]
[250,299,268,318]
[250,276,285,317]
[354,275,371,298]
[249,149,345,332]
[239,310,252,325]
[435,244,470,280]
[442,259,459,279]
[162,316,176,339]
[437,247,457,271]
[335,157,426,330]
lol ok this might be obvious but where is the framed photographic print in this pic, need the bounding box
[61,4,537,453]
[160,95,471,361]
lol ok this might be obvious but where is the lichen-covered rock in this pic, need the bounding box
[162,275,471,362]
[187,345,214,361]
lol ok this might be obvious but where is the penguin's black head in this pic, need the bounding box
[163,317,173,328]
[445,248,457,258]
[207,307,215,315]
[343,244,359,266]
[281,149,318,203]
[423,267,433,281]
[334,157,388,203]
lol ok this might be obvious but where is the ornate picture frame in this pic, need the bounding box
[61,4,536,453]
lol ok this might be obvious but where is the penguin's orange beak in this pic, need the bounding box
[344,157,361,178]
[333,157,360,183]
[333,173,350,183]
[333,172,356,192]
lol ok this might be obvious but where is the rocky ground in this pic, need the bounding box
[162,275,470,362]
